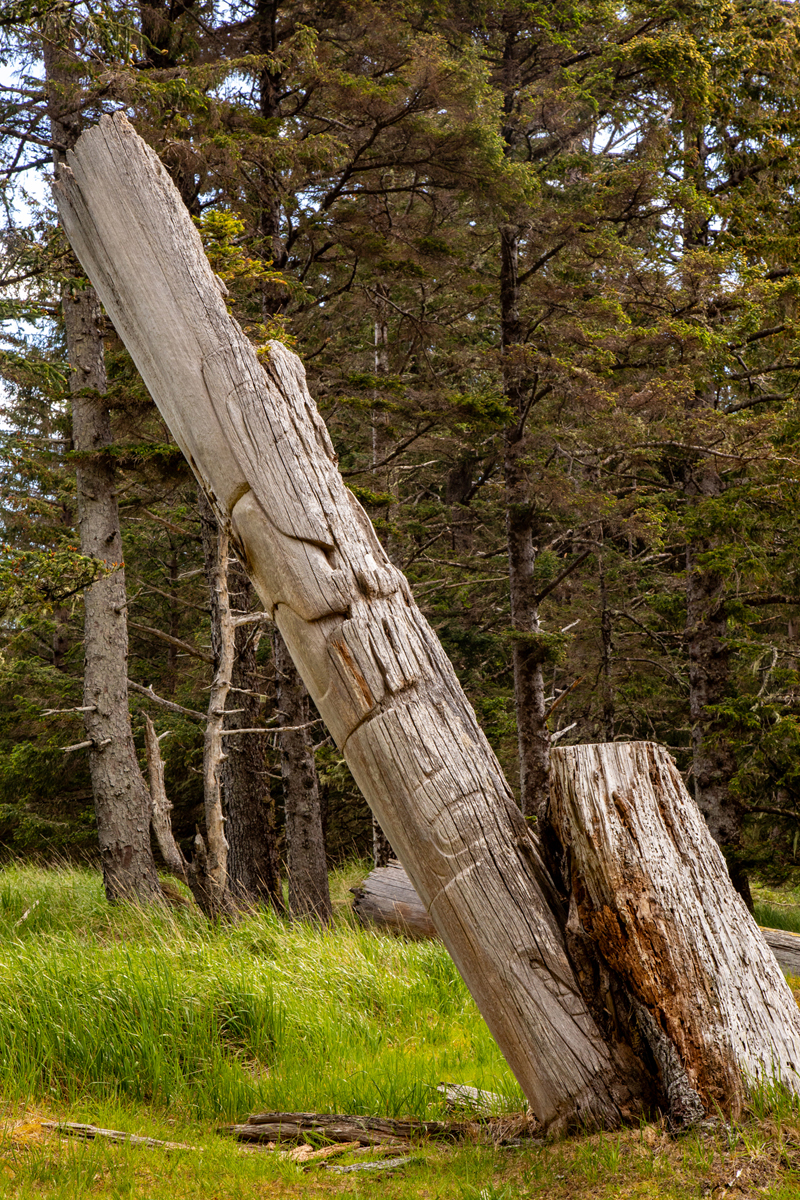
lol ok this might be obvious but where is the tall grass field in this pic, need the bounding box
[0,863,798,1199]
[0,862,522,1120]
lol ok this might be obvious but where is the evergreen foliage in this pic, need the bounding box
[1,0,800,880]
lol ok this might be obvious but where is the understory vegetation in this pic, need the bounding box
[0,864,798,1199]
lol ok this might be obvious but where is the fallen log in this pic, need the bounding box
[761,928,800,976]
[242,1111,459,1140]
[222,1122,403,1147]
[436,1084,517,1115]
[352,865,800,981]
[351,860,437,939]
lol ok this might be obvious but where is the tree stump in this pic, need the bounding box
[549,741,800,1119]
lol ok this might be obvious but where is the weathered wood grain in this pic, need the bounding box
[351,860,438,938]
[549,742,800,1119]
[53,111,640,1131]
[762,928,800,976]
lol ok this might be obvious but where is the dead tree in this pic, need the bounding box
[198,492,283,911]
[53,112,800,1130]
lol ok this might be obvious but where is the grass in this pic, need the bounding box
[0,862,523,1121]
[752,878,800,934]
[0,864,799,1197]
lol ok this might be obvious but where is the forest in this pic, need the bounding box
[2,0,800,1196]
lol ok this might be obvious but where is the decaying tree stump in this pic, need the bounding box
[52,112,800,1131]
[548,742,800,1121]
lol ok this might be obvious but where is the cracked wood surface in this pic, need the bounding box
[53,110,638,1130]
[549,741,800,1118]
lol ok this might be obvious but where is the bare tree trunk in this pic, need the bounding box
[199,492,283,910]
[599,545,615,742]
[144,713,188,884]
[686,526,750,906]
[501,225,550,820]
[46,45,160,902]
[371,282,395,868]
[196,514,238,917]
[54,111,672,1128]
[677,106,750,908]
[273,628,332,923]
[144,711,229,915]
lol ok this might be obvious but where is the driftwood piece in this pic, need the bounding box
[54,110,640,1131]
[351,860,438,938]
[41,1122,193,1150]
[548,742,800,1120]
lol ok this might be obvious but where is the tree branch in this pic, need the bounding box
[128,621,213,663]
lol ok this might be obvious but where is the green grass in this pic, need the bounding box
[0,862,522,1121]
[0,864,799,1198]
[755,902,800,935]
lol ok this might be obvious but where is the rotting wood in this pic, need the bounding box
[53,109,644,1132]
[548,741,800,1122]
[242,1111,461,1140]
[41,1122,193,1150]
[223,1122,405,1147]
[325,1156,415,1174]
[761,928,800,976]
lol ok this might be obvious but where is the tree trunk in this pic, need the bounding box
[598,546,615,741]
[273,628,332,923]
[46,44,160,903]
[500,224,550,820]
[55,111,643,1129]
[677,106,750,907]
[199,492,283,910]
[371,281,395,868]
[548,741,800,1121]
[686,528,750,905]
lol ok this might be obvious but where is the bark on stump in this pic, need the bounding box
[548,741,800,1120]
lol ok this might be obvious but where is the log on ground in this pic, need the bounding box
[351,860,437,938]
[352,866,800,980]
